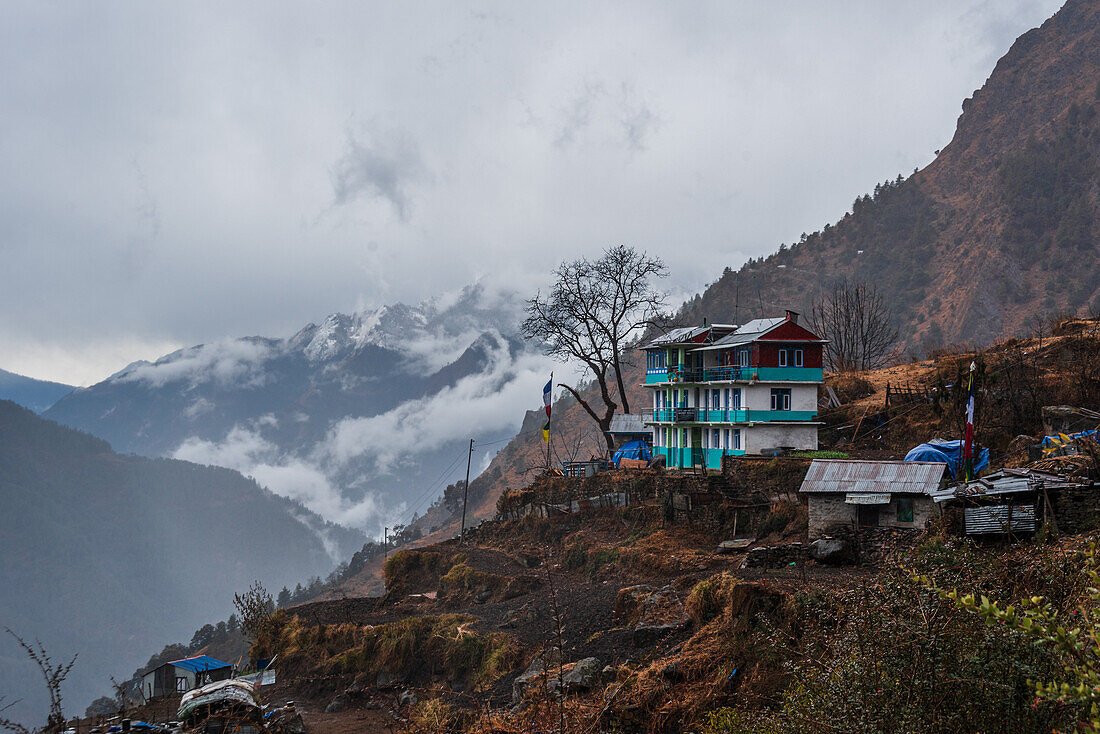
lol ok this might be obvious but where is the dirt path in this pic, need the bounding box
[296,702,395,733]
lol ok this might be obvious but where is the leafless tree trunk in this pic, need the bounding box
[809,281,898,372]
[522,245,668,453]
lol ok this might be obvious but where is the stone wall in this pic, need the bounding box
[807,494,939,539]
[816,525,923,567]
[740,542,806,569]
[1048,486,1100,534]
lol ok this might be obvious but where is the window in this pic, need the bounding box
[896,497,914,523]
[770,388,791,411]
[711,389,721,409]
[712,429,720,448]
[646,351,667,371]
[737,348,750,367]
[731,388,742,408]
[779,347,804,367]
[732,429,741,449]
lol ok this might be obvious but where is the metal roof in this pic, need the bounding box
[607,413,649,435]
[166,655,232,673]
[930,468,1086,503]
[641,326,708,349]
[799,459,947,495]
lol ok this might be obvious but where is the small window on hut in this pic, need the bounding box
[896,497,914,523]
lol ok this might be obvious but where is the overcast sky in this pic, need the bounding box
[0,0,1064,386]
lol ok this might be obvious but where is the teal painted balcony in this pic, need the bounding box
[645,365,823,385]
[645,408,816,424]
[653,446,746,469]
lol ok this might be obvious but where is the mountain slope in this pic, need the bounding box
[681,0,1100,352]
[390,0,1100,554]
[42,285,550,536]
[0,367,73,412]
[0,400,360,725]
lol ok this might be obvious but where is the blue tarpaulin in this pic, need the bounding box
[612,440,652,467]
[904,439,989,478]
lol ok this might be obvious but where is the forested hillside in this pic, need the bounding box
[0,400,360,725]
[681,0,1100,353]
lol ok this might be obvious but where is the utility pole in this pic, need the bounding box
[383,526,388,560]
[460,438,474,541]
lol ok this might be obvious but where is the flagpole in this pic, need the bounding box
[547,372,553,471]
[964,361,976,483]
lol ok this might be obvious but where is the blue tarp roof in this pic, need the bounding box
[168,655,232,673]
[612,439,652,467]
[904,439,989,478]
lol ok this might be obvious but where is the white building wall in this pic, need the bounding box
[741,383,818,411]
[743,423,818,453]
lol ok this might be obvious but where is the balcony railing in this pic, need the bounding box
[660,365,754,383]
[644,407,816,423]
[647,407,750,423]
[646,364,824,385]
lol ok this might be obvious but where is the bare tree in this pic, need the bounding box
[809,281,898,372]
[1,630,76,734]
[233,581,275,640]
[522,245,668,453]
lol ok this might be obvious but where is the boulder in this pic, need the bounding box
[512,648,562,704]
[717,539,753,554]
[398,690,418,707]
[563,657,602,692]
[324,693,349,714]
[808,537,850,564]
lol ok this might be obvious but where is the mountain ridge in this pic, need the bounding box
[0,399,359,726]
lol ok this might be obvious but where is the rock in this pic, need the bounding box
[512,648,563,704]
[631,620,689,646]
[808,537,850,564]
[613,584,653,624]
[499,602,539,628]
[563,657,602,692]
[266,708,306,734]
[398,689,418,707]
[717,539,753,554]
[474,589,492,604]
[325,693,349,713]
[376,668,401,687]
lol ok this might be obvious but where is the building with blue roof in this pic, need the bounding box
[141,655,233,700]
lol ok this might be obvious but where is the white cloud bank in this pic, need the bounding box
[171,332,556,536]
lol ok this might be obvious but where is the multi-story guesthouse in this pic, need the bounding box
[642,311,825,469]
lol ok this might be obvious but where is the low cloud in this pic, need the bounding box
[169,331,554,537]
[172,425,398,541]
[319,333,550,472]
[117,339,275,389]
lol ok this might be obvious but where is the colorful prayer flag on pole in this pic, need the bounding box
[963,361,976,482]
[542,374,553,443]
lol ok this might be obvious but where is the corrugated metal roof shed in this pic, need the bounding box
[930,468,1085,503]
[607,414,649,435]
[167,655,232,673]
[964,504,1037,534]
[799,459,947,495]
